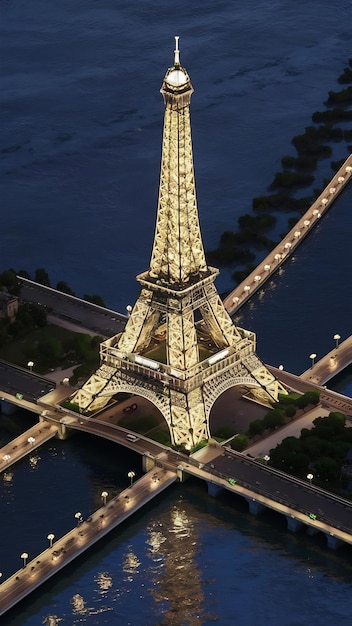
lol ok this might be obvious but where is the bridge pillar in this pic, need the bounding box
[246,498,265,516]
[207,481,224,497]
[143,453,156,473]
[285,515,304,533]
[56,423,68,440]
[326,533,343,550]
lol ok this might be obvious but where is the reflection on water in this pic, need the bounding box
[95,571,113,593]
[29,453,40,470]
[123,547,141,578]
[42,615,63,626]
[146,500,214,625]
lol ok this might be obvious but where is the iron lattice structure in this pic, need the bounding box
[72,39,287,448]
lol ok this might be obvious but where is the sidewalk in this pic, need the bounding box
[44,366,77,384]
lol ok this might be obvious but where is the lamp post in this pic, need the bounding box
[126,305,132,318]
[101,491,108,506]
[128,471,136,488]
[47,533,55,548]
[27,436,35,447]
[333,334,341,349]
[75,512,82,526]
[278,364,284,371]
[307,473,313,484]
[309,353,317,368]
[21,552,28,567]
[27,361,34,372]
[263,455,270,465]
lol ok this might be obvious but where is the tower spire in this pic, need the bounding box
[174,35,180,67]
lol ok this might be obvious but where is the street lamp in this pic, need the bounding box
[47,533,55,548]
[278,364,284,371]
[27,436,35,446]
[333,334,341,349]
[128,471,136,488]
[21,552,28,567]
[27,361,34,372]
[101,491,108,506]
[263,455,270,465]
[3,454,11,462]
[74,512,82,526]
[307,473,313,484]
[126,305,132,317]
[309,353,317,368]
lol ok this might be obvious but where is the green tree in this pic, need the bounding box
[231,435,249,451]
[263,408,285,430]
[312,412,345,439]
[83,294,106,307]
[248,419,265,438]
[285,405,297,419]
[35,267,51,286]
[56,281,75,296]
[0,269,21,295]
[213,425,237,439]
[39,338,63,361]
[17,269,31,280]
[314,457,340,481]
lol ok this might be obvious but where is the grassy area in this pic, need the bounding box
[0,324,101,375]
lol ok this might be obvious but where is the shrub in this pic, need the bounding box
[213,425,237,439]
[231,434,249,451]
[248,419,265,438]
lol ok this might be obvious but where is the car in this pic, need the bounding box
[126,434,139,442]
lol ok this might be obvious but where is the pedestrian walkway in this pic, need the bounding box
[0,468,177,617]
[0,422,58,473]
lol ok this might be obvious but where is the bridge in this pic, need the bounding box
[0,466,176,617]
[223,154,352,315]
[299,333,352,385]
[2,374,352,616]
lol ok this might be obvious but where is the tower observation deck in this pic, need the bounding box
[72,38,286,449]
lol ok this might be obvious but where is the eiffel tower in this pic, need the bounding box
[72,37,286,449]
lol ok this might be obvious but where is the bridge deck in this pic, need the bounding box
[179,450,352,544]
[0,467,177,617]
[300,334,352,385]
[0,422,58,473]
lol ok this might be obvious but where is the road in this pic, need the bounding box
[0,360,56,404]
[182,448,352,535]
[18,276,127,338]
[267,364,352,417]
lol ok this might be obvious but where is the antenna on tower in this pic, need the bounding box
[174,35,180,67]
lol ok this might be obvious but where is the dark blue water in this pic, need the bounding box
[2,0,352,623]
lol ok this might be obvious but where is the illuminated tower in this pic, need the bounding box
[72,38,286,448]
